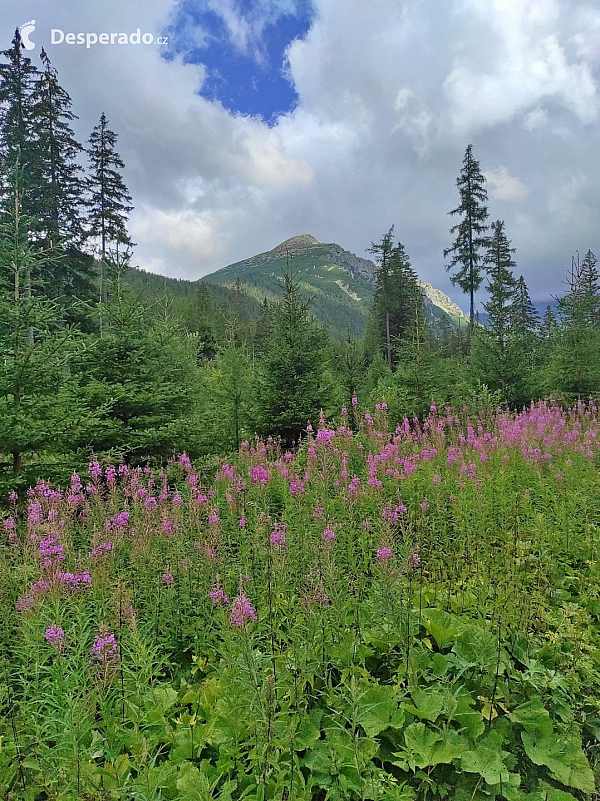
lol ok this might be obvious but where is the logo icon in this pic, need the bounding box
[20,20,36,51]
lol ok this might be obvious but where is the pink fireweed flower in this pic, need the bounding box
[322,528,336,543]
[88,541,114,559]
[289,480,305,496]
[238,518,247,528]
[376,547,393,561]
[408,552,421,569]
[58,571,92,591]
[420,499,430,511]
[162,572,174,586]
[88,460,102,480]
[161,519,175,536]
[209,587,228,606]
[352,397,358,406]
[90,630,119,665]
[270,529,286,548]
[9,491,18,502]
[28,502,43,525]
[45,624,65,652]
[172,492,183,506]
[229,593,257,628]
[341,407,348,415]
[312,506,324,519]
[179,452,192,472]
[432,475,441,485]
[251,465,269,485]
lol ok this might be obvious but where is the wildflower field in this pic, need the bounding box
[1,402,600,801]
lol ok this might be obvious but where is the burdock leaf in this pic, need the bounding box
[521,731,595,793]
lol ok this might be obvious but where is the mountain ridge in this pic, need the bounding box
[202,234,468,337]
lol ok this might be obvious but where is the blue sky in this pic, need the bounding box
[164,0,313,121]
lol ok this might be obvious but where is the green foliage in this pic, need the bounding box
[74,265,201,461]
[255,268,329,442]
[2,403,600,798]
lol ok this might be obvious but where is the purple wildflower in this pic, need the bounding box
[209,587,228,606]
[229,593,257,628]
[90,630,119,664]
[45,624,65,652]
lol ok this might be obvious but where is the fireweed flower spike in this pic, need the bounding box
[90,628,120,689]
[45,624,66,653]
[230,576,257,628]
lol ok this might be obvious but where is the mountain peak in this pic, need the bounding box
[273,234,320,254]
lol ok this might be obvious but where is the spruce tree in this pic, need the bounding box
[444,144,489,330]
[511,275,540,338]
[551,258,600,400]
[85,113,133,303]
[540,306,558,341]
[208,317,251,450]
[471,221,520,399]
[0,29,38,210]
[369,230,423,370]
[368,227,395,367]
[0,163,93,477]
[254,297,273,356]
[255,268,327,443]
[573,250,600,327]
[28,49,96,310]
[30,48,84,248]
[75,258,199,460]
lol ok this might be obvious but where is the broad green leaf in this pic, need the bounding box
[461,745,512,785]
[537,780,578,800]
[355,684,400,737]
[508,699,553,736]
[521,731,595,793]
[294,709,323,750]
[399,723,465,770]
[176,763,211,800]
[454,689,485,739]
[422,609,464,648]
[403,688,447,722]
[146,685,178,714]
[452,627,498,671]
[401,722,441,770]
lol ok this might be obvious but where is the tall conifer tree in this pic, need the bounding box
[472,220,519,398]
[444,144,489,331]
[0,29,38,212]
[511,275,540,338]
[30,48,84,247]
[85,113,133,303]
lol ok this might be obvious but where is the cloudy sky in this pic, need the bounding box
[2,0,600,310]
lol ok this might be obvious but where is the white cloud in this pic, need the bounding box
[524,107,549,131]
[485,167,529,202]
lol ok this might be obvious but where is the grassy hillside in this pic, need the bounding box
[126,234,469,339]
